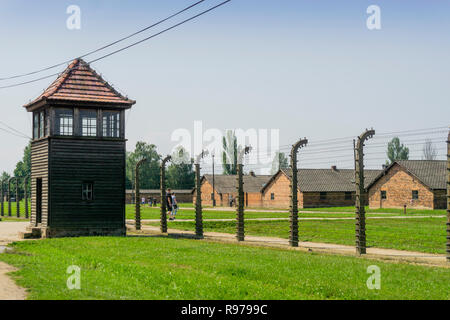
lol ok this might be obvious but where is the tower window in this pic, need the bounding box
[33,113,39,139]
[55,109,73,136]
[39,111,45,138]
[33,110,47,139]
[82,182,94,201]
[102,111,120,138]
[80,110,97,137]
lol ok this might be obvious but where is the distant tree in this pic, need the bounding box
[126,142,161,190]
[12,143,31,197]
[0,172,11,200]
[386,137,409,165]
[222,130,238,175]
[422,139,437,160]
[0,172,11,182]
[271,152,289,174]
[166,146,195,190]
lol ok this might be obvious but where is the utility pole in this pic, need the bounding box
[160,155,172,233]
[289,138,308,247]
[354,129,375,255]
[446,130,449,262]
[195,150,209,238]
[135,158,147,231]
[212,153,216,207]
[236,146,251,242]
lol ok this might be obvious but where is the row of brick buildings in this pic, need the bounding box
[192,160,447,210]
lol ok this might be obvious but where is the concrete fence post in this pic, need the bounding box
[24,175,30,219]
[8,177,15,217]
[195,150,209,238]
[446,130,449,262]
[236,146,251,242]
[16,177,20,218]
[0,179,4,217]
[354,128,375,255]
[135,158,148,231]
[289,138,308,247]
[160,155,172,233]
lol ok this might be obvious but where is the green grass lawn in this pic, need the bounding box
[1,236,449,300]
[126,204,445,220]
[147,217,446,254]
[301,206,446,215]
[0,200,30,217]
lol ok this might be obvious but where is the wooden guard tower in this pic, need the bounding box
[23,58,135,238]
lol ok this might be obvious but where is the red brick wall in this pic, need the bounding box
[262,173,302,208]
[192,180,263,207]
[368,164,436,209]
[193,180,224,206]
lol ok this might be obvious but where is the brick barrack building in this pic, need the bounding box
[367,160,446,210]
[262,167,382,209]
[192,173,271,207]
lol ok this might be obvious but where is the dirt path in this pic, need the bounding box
[0,222,29,300]
[134,225,448,267]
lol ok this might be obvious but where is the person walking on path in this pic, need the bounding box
[170,192,178,220]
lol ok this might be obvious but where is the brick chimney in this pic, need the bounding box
[331,166,337,171]
[249,171,256,177]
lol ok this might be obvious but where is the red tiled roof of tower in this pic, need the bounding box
[24,59,135,109]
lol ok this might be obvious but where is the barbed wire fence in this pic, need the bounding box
[197,126,449,258]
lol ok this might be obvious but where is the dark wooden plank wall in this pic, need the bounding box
[31,139,49,227]
[49,138,126,228]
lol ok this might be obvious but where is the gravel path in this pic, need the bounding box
[0,222,29,300]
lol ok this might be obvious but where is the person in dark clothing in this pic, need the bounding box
[166,188,173,220]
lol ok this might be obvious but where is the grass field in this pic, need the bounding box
[147,217,446,254]
[125,204,445,220]
[1,236,449,300]
[0,200,30,217]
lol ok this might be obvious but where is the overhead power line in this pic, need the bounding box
[0,126,30,139]
[0,0,231,90]
[0,120,31,139]
[0,0,207,81]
